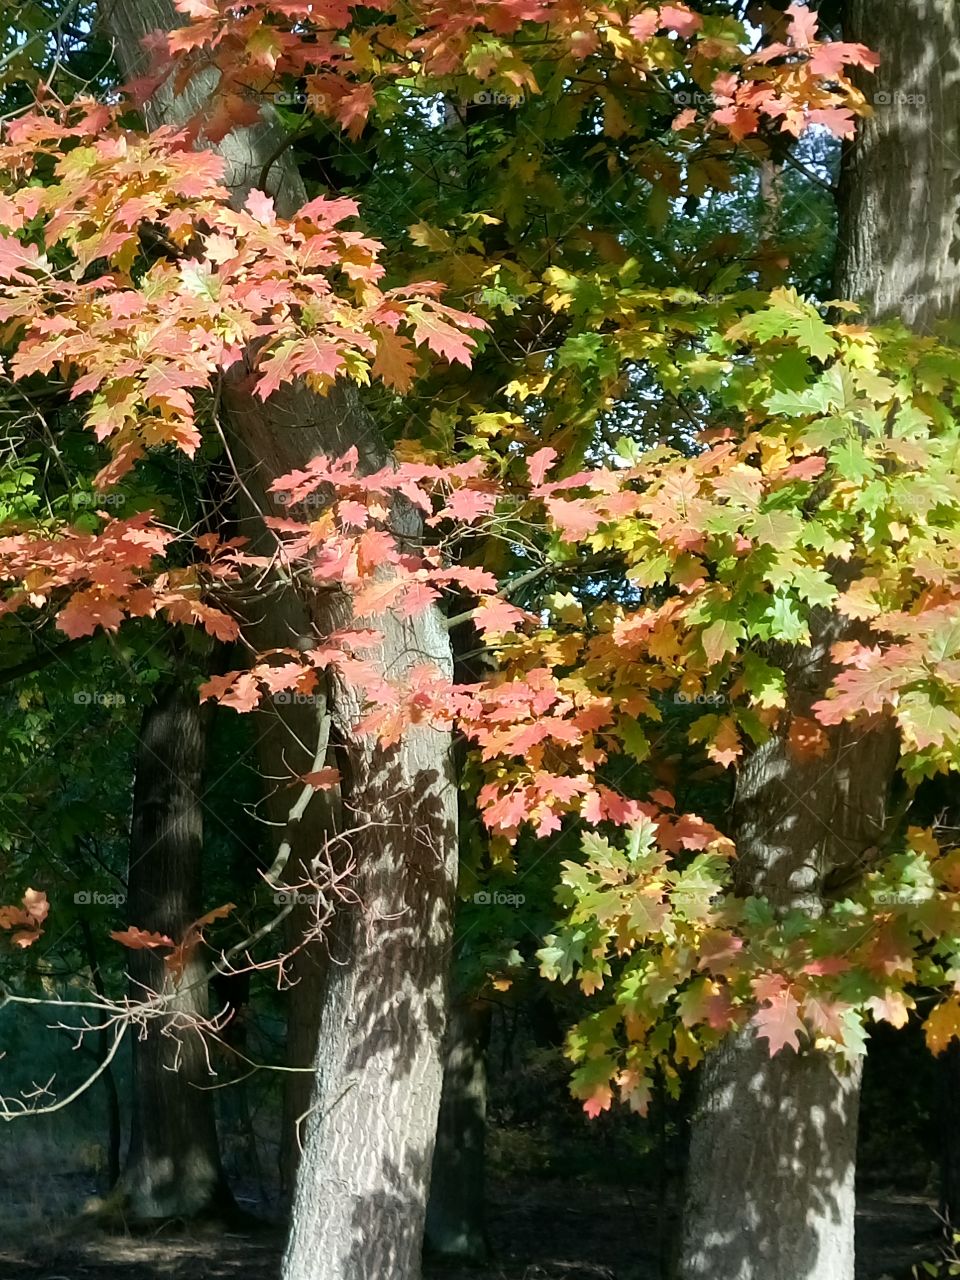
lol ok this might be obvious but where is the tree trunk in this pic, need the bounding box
[424,999,491,1262]
[677,623,898,1279]
[101,8,461,1271]
[834,1,960,333]
[679,4,960,1277]
[218,383,458,1280]
[679,1028,863,1280]
[280,596,458,1280]
[118,681,233,1220]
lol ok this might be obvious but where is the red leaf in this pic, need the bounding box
[57,591,125,639]
[807,107,857,140]
[527,446,557,488]
[786,2,819,46]
[582,1086,613,1118]
[809,43,879,76]
[753,990,805,1055]
[0,235,45,280]
[782,456,826,483]
[111,926,175,950]
[628,11,658,41]
[301,767,341,789]
[474,598,530,635]
[660,4,702,37]
[407,303,479,365]
[245,189,276,224]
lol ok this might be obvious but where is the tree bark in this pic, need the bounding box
[679,4,960,1277]
[834,1,960,332]
[101,9,461,1272]
[677,617,898,1279]
[424,998,492,1263]
[118,681,233,1220]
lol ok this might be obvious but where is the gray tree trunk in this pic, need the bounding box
[677,614,898,1279]
[834,1,960,333]
[679,4,960,1277]
[119,681,233,1220]
[101,9,460,1272]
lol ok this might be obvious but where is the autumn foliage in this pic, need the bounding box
[2,0,960,1125]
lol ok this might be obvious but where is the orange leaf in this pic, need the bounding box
[111,926,175,950]
[925,997,960,1055]
[301,767,341,789]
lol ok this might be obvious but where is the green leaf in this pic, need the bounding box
[700,615,744,666]
[618,717,650,762]
[748,509,803,550]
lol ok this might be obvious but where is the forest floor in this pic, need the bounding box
[0,1178,943,1280]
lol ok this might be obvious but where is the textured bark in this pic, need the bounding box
[679,1029,863,1280]
[218,388,459,1280]
[280,588,457,1280]
[101,8,460,1271]
[679,4,960,1276]
[677,614,898,1279]
[424,999,491,1262]
[834,1,960,330]
[119,683,233,1220]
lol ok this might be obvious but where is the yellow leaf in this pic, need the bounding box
[408,222,456,253]
[924,997,960,1055]
[908,826,941,861]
